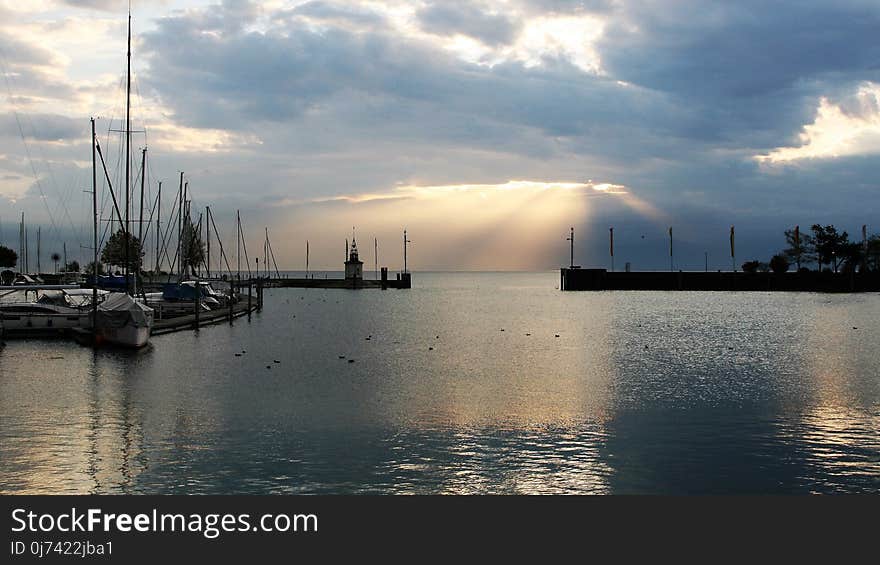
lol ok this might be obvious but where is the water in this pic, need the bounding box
[1,272,879,494]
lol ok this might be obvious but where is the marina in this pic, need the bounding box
[1,1,879,510]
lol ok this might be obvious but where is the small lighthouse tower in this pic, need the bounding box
[345,232,364,282]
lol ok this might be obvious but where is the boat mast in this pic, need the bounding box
[91,117,98,336]
[138,147,146,282]
[236,210,241,280]
[124,10,132,295]
[206,206,211,278]
[155,181,161,272]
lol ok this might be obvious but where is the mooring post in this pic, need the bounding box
[247,280,252,321]
[194,282,201,330]
[257,279,263,311]
[228,282,234,323]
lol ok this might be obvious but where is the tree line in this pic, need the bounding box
[0,220,206,278]
[742,224,880,274]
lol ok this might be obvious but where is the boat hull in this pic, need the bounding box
[98,324,151,348]
[0,313,89,336]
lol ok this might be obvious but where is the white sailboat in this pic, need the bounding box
[86,12,154,348]
[94,292,153,348]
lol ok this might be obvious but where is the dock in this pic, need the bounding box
[561,268,880,292]
[151,301,257,335]
[265,271,411,290]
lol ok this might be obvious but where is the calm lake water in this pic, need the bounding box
[1,272,879,494]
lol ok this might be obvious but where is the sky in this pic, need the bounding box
[1,0,879,271]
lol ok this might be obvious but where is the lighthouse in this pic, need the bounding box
[345,233,364,282]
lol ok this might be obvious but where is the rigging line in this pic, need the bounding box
[266,229,281,278]
[0,49,62,241]
[237,215,252,277]
[156,183,182,273]
[94,139,125,228]
[207,208,233,277]
[140,188,160,249]
[21,104,77,246]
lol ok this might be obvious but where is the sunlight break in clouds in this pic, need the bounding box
[268,180,667,271]
[757,83,880,163]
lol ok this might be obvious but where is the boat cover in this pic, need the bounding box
[97,293,153,329]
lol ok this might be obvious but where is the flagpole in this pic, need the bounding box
[730,225,736,272]
[609,227,614,272]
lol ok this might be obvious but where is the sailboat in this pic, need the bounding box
[88,12,153,348]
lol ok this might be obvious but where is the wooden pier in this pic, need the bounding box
[264,272,412,290]
[151,301,257,335]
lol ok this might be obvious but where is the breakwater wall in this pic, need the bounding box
[561,268,880,292]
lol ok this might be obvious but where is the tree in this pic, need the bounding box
[180,219,206,276]
[85,261,104,275]
[63,260,80,273]
[51,252,61,273]
[866,235,880,272]
[0,245,17,269]
[782,228,814,269]
[769,254,789,274]
[741,260,760,273]
[810,224,853,273]
[100,229,143,272]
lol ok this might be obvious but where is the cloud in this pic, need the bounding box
[4,1,880,270]
[758,83,880,162]
[416,1,522,47]
[286,1,389,28]
[0,113,83,142]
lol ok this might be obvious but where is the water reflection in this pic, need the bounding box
[1,274,879,494]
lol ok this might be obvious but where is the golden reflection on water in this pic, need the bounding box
[3,351,147,495]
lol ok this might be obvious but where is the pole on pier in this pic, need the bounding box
[247,280,252,321]
[730,225,736,272]
[306,240,309,278]
[566,227,574,268]
[194,281,201,331]
[228,282,234,323]
[403,229,411,273]
[609,227,614,272]
[668,226,673,272]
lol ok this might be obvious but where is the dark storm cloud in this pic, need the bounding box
[601,1,880,98]
[126,0,880,269]
[416,1,521,46]
[142,10,693,157]
[0,113,83,142]
[597,0,880,146]
[0,31,56,67]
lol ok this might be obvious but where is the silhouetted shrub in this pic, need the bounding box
[741,260,760,273]
[770,254,790,274]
